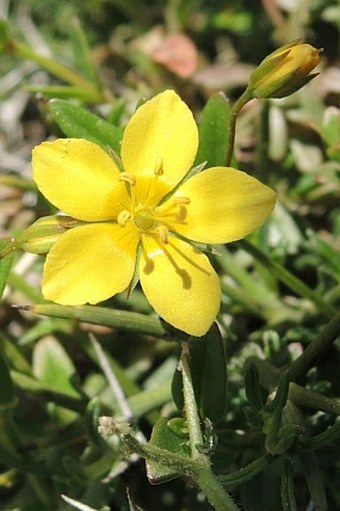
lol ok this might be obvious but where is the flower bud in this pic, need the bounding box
[248,40,321,99]
[17,215,80,254]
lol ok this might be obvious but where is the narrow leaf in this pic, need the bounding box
[49,99,123,153]
[195,92,230,167]
[0,240,15,300]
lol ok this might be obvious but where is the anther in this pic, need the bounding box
[154,157,164,176]
[117,210,132,226]
[155,225,169,243]
[119,173,136,186]
[172,196,191,206]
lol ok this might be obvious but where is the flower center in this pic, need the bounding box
[117,162,190,243]
[134,209,155,230]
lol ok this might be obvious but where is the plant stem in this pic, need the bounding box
[196,467,240,511]
[180,342,239,511]
[256,99,270,182]
[179,341,204,456]
[225,88,253,166]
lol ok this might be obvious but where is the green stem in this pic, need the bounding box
[256,99,270,182]
[281,457,297,511]
[196,468,239,511]
[180,342,204,456]
[288,311,340,383]
[180,342,239,511]
[0,240,16,259]
[225,88,253,166]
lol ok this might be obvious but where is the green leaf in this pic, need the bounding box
[69,17,101,87]
[26,84,104,101]
[195,92,230,168]
[321,106,340,148]
[28,303,166,337]
[281,457,297,511]
[32,337,81,398]
[172,323,227,424]
[244,360,266,411]
[299,451,327,511]
[49,99,123,153]
[146,417,190,484]
[0,350,14,406]
[198,323,228,423]
[0,240,15,300]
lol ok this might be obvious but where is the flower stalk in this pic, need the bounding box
[225,88,253,166]
[179,341,239,511]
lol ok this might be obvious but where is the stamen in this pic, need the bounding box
[117,210,132,226]
[154,157,164,176]
[175,205,188,222]
[119,172,136,186]
[172,196,191,206]
[155,225,169,243]
[155,196,190,217]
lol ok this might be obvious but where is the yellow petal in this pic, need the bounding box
[33,139,130,221]
[42,223,138,305]
[121,90,198,189]
[139,235,220,336]
[174,167,276,243]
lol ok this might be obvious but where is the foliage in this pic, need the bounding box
[0,0,339,510]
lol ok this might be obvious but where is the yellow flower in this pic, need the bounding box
[249,40,321,99]
[32,90,275,336]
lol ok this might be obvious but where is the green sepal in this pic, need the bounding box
[49,99,123,153]
[146,417,190,484]
[16,215,81,254]
[195,92,231,168]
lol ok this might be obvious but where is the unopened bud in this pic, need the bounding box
[17,215,80,254]
[248,40,321,99]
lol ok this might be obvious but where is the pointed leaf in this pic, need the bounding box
[146,417,190,484]
[195,92,230,167]
[49,99,123,153]
[32,337,81,398]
